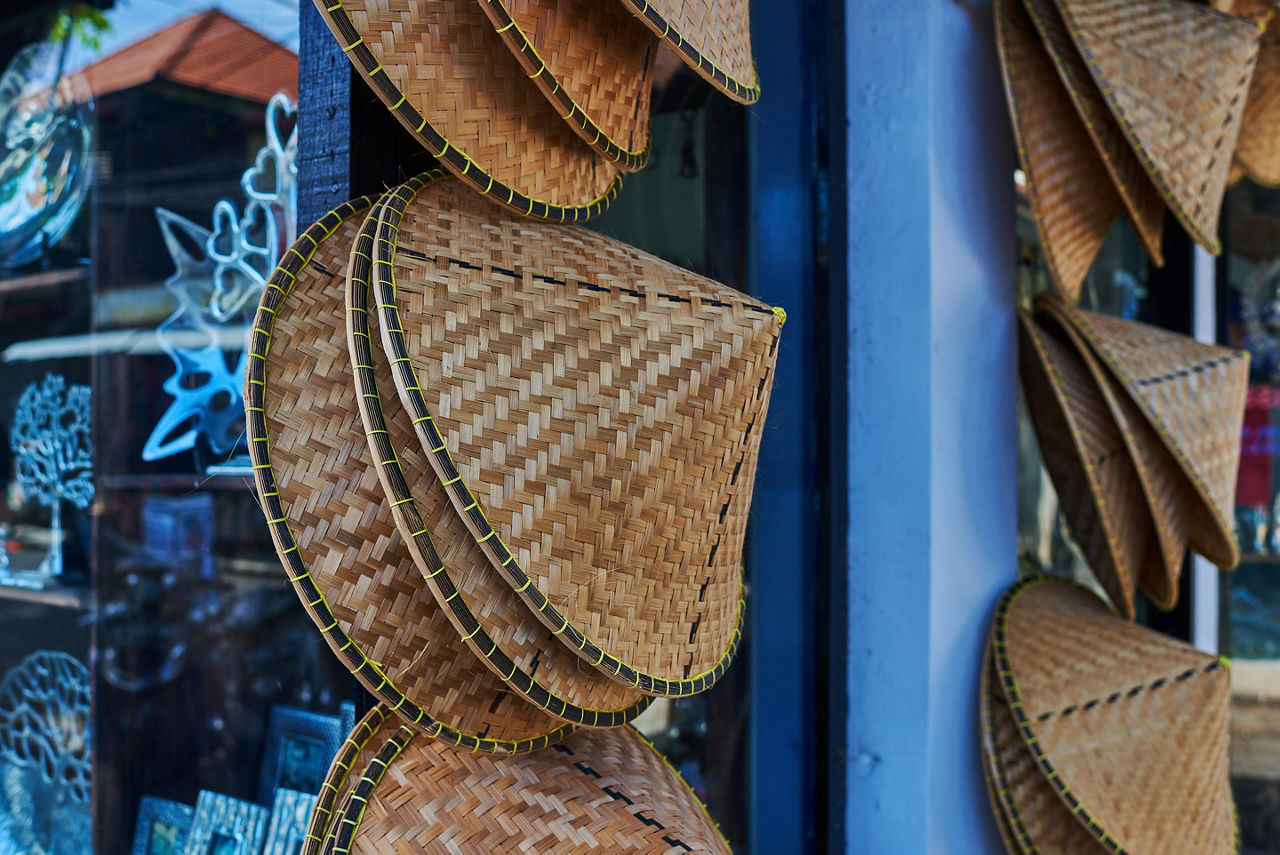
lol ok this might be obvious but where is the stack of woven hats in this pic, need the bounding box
[996,0,1274,301]
[247,1,779,851]
[991,1,1263,851]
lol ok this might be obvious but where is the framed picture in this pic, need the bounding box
[132,797,194,855]
[261,789,317,855]
[256,705,345,805]
[183,791,268,855]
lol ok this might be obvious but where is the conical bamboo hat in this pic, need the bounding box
[1052,0,1263,253]
[475,0,658,169]
[998,0,1122,302]
[1057,302,1249,569]
[992,576,1235,855]
[302,706,390,855]
[245,187,579,753]
[612,0,758,103]
[311,0,621,221]
[1018,311,1152,618]
[345,177,651,724]
[325,716,731,853]
[370,177,782,697]
[1020,0,1166,266]
[1224,0,1280,185]
[1034,295,1197,611]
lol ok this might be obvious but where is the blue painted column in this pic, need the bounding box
[843,1,1016,852]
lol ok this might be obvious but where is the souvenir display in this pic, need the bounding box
[0,651,91,855]
[8,374,93,580]
[183,792,268,855]
[0,42,93,269]
[261,789,315,855]
[256,706,345,806]
[130,797,194,855]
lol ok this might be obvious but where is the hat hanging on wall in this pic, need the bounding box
[320,709,732,854]
[982,576,1235,855]
[302,706,390,855]
[1053,300,1249,571]
[1033,294,1199,611]
[365,176,783,698]
[613,0,759,104]
[1218,0,1280,185]
[345,177,652,726]
[311,0,622,222]
[1020,0,1167,267]
[245,184,598,752]
[1052,0,1263,254]
[1017,310,1155,618]
[475,0,659,170]
[997,0,1123,302]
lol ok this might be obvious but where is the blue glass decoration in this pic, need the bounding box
[0,42,93,269]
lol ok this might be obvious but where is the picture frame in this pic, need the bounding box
[256,705,345,806]
[132,797,194,855]
[182,791,268,855]
[261,789,317,855]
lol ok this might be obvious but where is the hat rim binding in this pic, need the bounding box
[1019,0,1166,267]
[302,706,389,855]
[990,575,1238,855]
[346,177,654,724]
[244,187,581,754]
[980,631,1041,855]
[312,0,623,223]
[1018,311,1139,617]
[1052,0,1264,255]
[1033,295,1181,611]
[474,0,654,170]
[996,0,1120,303]
[614,0,760,104]
[371,175,769,697]
[1055,300,1245,570]
[327,713,730,854]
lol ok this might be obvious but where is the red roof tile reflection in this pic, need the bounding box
[79,9,296,103]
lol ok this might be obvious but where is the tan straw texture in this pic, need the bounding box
[982,637,1100,855]
[475,0,657,169]
[1034,295,1195,612]
[1227,0,1280,185]
[1018,311,1153,618]
[1020,0,1166,266]
[1059,302,1249,570]
[994,576,1236,855]
[246,189,577,752]
[373,179,782,697]
[1053,0,1263,253]
[998,0,1122,302]
[303,707,389,855]
[347,177,650,726]
[328,724,731,854]
[312,0,621,221]
[613,0,757,103]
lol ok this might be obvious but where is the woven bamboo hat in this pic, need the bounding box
[997,0,1124,302]
[302,706,390,855]
[475,0,658,170]
[1019,0,1167,268]
[321,709,730,854]
[613,0,758,104]
[1018,310,1154,618]
[246,187,585,752]
[986,576,1235,855]
[368,176,782,698]
[1223,0,1280,185]
[1052,0,1263,254]
[1054,300,1249,570]
[345,178,651,726]
[312,0,621,222]
[1034,295,1197,611]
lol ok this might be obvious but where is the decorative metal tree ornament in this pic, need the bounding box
[142,93,297,469]
[0,651,91,855]
[0,41,93,269]
[8,374,93,579]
